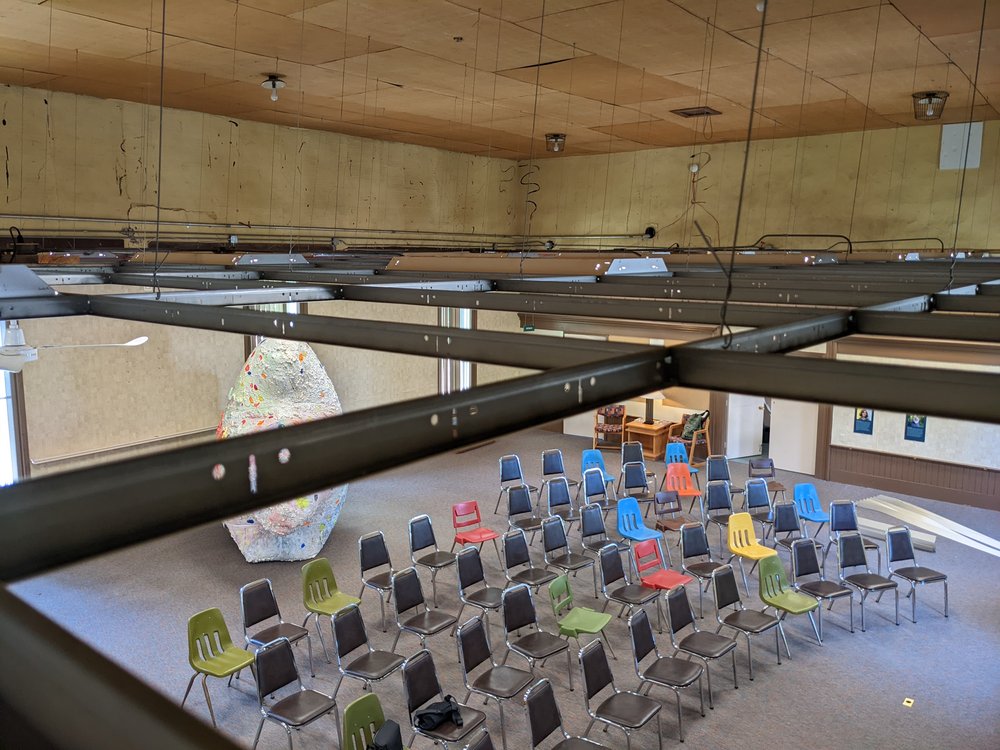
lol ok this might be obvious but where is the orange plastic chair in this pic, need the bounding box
[633,539,693,593]
[664,463,702,515]
[451,501,501,563]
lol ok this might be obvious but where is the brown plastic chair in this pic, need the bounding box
[401,649,486,749]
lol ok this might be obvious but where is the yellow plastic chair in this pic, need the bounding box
[727,512,777,595]
[182,607,255,727]
[302,557,361,662]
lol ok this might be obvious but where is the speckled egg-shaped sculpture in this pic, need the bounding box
[218,338,347,562]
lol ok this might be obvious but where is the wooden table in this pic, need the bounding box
[625,419,673,460]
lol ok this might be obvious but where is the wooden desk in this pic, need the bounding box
[625,419,672,460]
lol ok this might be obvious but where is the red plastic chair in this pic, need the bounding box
[451,501,501,563]
[633,539,693,592]
[664,463,703,516]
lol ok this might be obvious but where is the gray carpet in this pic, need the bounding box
[12,428,1000,750]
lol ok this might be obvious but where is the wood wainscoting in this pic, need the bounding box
[828,446,1000,510]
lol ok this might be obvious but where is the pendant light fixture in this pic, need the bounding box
[912,91,948,121]
[544,133,566,152]
[262,74,286,103]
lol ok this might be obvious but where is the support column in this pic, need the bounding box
[438,308,475,394]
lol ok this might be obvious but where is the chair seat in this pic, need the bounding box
[799,512,830,524]
[776,537,820,553]
[654,518,687,532]
[845,573,897,592]
[416,705,486,743]
[593,692,660,729]
[471,665,533,698]
[558,607,612,638]
[766,481,785,493]
[642,656,702,688]
[512,517,544,533]
[456,527,500,545]
[416,551,457,569]
[748,510,773,524]
[684,561,724,579]
[608,583,658,606]
[639,569,692,591]
[673,489,701,499]
[511,568,558,587]
[194,647,254,678]
[510,631,567,659]
[553,737,612,750]
[466,586,504,609]
[364,571,393,591]
[400,610,457,636]
[553,507,581,522]
[766,590,819,615]
[344,650,405,680]
[893,566,946,584]
[707,514,731,528]
[723,609,779,634]
[249,621,309,648]
[584,538,629,554]
[621,528,660,544]
[732,544,777,562]
[798,580,852,600]
[547,552,593,572]
[679,631,736,660]
[267,689,336,727]
[307,591,362,617]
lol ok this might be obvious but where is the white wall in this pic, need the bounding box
[770,399,818,475]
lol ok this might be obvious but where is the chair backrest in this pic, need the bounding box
[302,558,341,608]
[621,462,648,492]
[502,584,538,633]
[254,637,299,701]
[580,502,608,543]
[541,515,569,556]
[621,441,646,467]
[241,578,280,631]
[886,526,917,566]
[790,538,822,579]
[632,538,664,578]
[727,512,758,552]
[548,574,574,619]
[653,490,682,516]
[599,543,626,588]
[333,604,370,660]
[771,501,801,535]
[712,565,742,610]
[524,679,564,748]
[664,586,695,635]
[457,616,493,675]
[581,449,608,475]
[402,649,441,715]
[503,529,530,571]
[705,480,733,513]
[706,455,730,483]
[627,608,657,664]
[744,478,771,511]
[582,467,607,500]
[680,522,711,560]
[453,501,485,531]
[665,443,689,465]
[793,483,821,514]
[342,694,387,750]
[665,462,695,491]
[392,567,426,615]
[500,454,525,484]
[829,500,860,533]
[616,496,644,537]
[359,531,391,577]
[457,546,486,592]
[409,514,438,556]
[580,639,614,701]
[546,477,573,512]
[837,531,870,572]
[758,555,791,603]
[188,608,238,666]
[507,484,535,517]
[748,457,775,479]
[541,449,567,479]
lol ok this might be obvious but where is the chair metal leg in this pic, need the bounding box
[944,580,949,617]
[731,650,738,689]
[674,690,683,743]
[305,613,331,663]
[774,625,781,665]
[745,633,754,680]
[602,630,617,659]
[566,647,574,691]
[391,626,402,651]
[251,716,266,749]
[806,611,822,645]
[702,656,714,709]
[495,490,505,515]
[816,602,824,642]
[776,619,791,657]
[492,537,503,566]
[305,633,315,677]
[894,588,899,626]
[431,568,440,607]
[736,558,750,595]
[698,672,705,716]
[181,672,198,708]
[860,592,867,632]
[584,718,595,736]
[330,673,345,700]
[379,591,387,632]
[849,595,854,633]
[200,674,217,727]
[911,584,917,623]
[498,700,509,750]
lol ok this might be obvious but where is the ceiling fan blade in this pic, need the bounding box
[37,336,149,350]
[0,354,26,373]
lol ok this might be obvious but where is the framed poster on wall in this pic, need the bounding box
[853,408,873,435]
[904,414,927,442]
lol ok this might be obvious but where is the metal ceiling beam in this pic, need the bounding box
[112,286,339,306]
[854,311,1000,342]
[0,295,91,320]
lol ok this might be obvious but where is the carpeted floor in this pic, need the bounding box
[12,428,1000,750]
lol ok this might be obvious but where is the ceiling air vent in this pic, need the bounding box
[670,106,721,118]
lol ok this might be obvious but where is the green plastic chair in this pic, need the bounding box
[757,555,821,657]
[547,574,616,659]
[302,558,361,662]
[342,693,410,750]
[181,607,255,727]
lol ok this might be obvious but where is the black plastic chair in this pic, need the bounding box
[577,467,612,514]
[825,500,882,573]
[790,538,854,640]
[409,514,457,607]
[456,546,504,630]
[500,584,573,691]
[626,608,703,742]
[507,484,543,540]
[502,529,557,593]
[618,461,651,502]
[358,530,394,631]
[240,578,314,676]
[541,449,580,494]
[679,523,725,617]
[523,678,611,750]
[402,649,486,750]
[542,515,598,599]
[331,603,404,699]
[597,542,661,630]
[456,616,533,750]
[390,567,458,651]
[885,526,948,623]
[578,639,662,750]
[497,454,539,514]
[251,637,340,750]
[545,476,581,529]
[771,502,818,558]
[743,478,774,540]
[836,532,898,631]
[703,481,733,550]
[710,565,781,680]
[580,502,628,556]
[620,441,657,492]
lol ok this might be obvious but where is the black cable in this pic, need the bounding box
[151,0,168,300]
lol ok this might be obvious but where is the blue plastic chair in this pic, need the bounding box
[616,496,666,562]
[793,483,830,537]
[661,443,699,490]
[580,449,617,500]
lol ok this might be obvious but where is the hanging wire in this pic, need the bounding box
[786,0,815,234]
[151,0,168,300]
[519,0,548,277]
[847,1,882,239]
[948,0,988,290]
[596,0,627,251]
